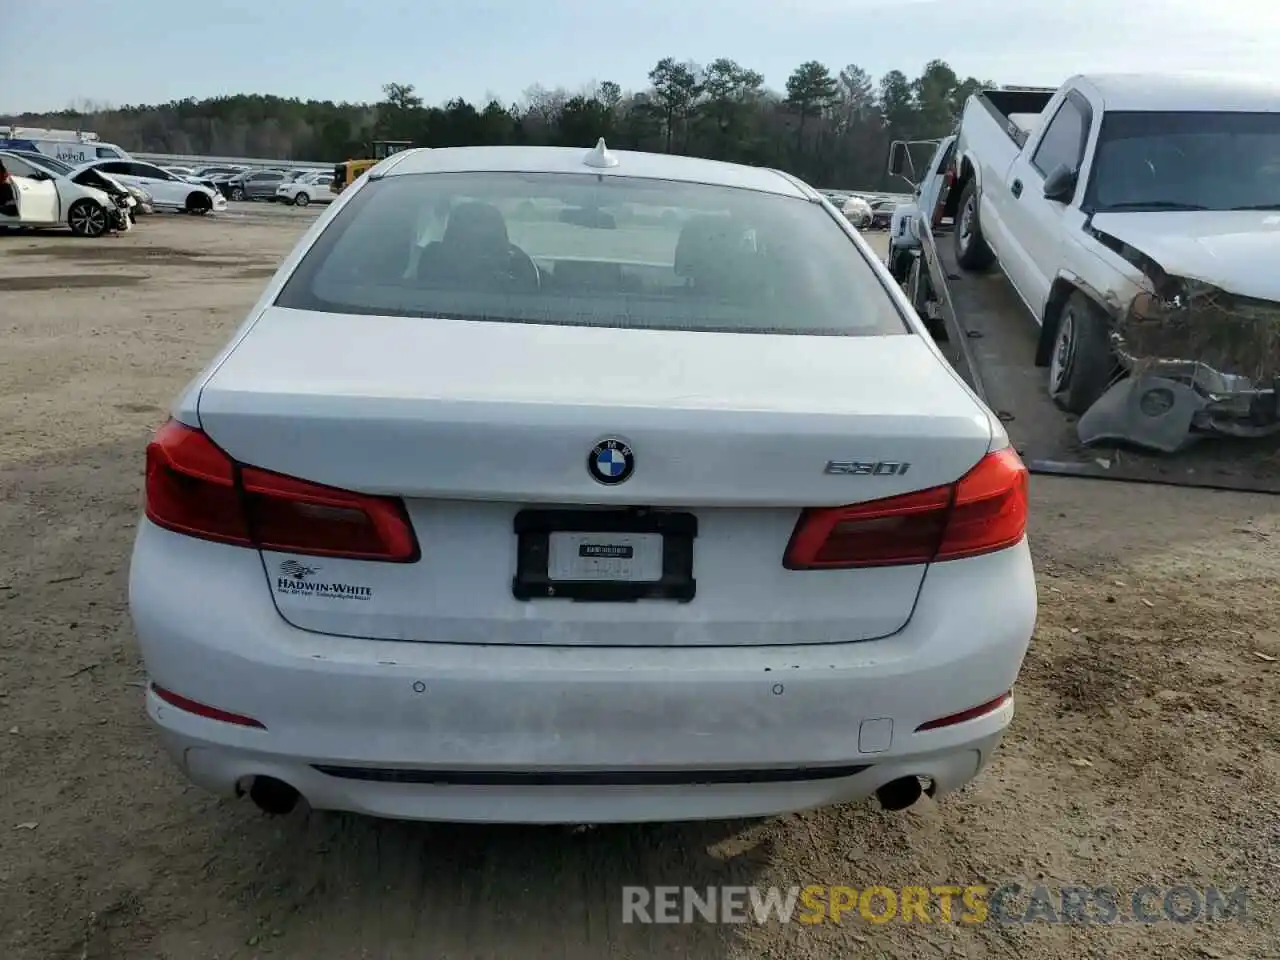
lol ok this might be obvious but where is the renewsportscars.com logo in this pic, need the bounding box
[622,884,1248,925]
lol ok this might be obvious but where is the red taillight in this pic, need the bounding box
[144,419,419,562]
[783,448,1028,569]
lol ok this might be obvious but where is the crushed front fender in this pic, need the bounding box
[1076,229,1280,445]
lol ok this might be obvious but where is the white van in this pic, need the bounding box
[0,127,132,165]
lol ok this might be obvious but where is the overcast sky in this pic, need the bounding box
[3,0,1277,113]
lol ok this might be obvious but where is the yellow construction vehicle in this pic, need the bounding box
[330,140,413,195]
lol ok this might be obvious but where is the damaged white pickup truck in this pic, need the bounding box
[951,73,1280,453]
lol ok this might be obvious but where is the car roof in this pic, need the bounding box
[1075,72,1280,113]
[379,144,815,200]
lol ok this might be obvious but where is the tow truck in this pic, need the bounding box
[884,136,958,341]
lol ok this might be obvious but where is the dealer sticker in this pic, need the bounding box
[275,559,372,601]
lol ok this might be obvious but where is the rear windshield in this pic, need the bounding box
[275,172,908,336]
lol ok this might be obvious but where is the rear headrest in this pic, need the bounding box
[442,201,509,250]
[674,214,740,279]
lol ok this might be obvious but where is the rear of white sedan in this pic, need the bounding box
[129,143,1037,824]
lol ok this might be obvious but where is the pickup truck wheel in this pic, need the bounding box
[954,181,995,271]
[1048,292,1116,414]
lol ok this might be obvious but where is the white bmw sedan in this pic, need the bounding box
[130,141,1037,824]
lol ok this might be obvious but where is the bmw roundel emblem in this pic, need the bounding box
[588,438,635,485]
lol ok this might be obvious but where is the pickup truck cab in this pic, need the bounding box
[949,74,1280,418]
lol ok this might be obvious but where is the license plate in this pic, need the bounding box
[548,532,663,582]
[512,509,697,602]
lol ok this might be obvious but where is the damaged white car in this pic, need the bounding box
[0,149,133,237]
[841,194,873,229]
[952,73,1280,452]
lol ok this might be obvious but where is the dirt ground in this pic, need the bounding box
[1,209,1277,960]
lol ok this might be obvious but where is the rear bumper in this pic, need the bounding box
[157,722,1007,823]
[129,521,1037,823]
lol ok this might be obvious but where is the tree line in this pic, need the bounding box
[5,58,993,190]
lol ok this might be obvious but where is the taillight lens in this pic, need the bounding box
[784,448,1028,569]
[145,419,419,562]
[916,691,1012,732]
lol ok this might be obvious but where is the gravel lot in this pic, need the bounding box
[1,207,1277,960]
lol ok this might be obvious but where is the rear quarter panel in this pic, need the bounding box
[171,176,370,426]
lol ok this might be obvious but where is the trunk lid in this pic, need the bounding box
[197,307,994,646]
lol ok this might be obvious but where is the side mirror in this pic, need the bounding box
[888,141,907,178]
[1043,164,1078,203]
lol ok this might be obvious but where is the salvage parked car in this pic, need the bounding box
[205,171,241,198]
[0,151,132,236]
[841,194,873,228]
[275,170,336,206]
[129,141,1036,825]
[3,149,140,221]
[266,169,316,202]
[168,169,221,194]
[126,184,155,215]
[193,165,248,179]
[196,166,249,195]
[869,197,899,230]
[74,159,226,215]
[225,169,287,201]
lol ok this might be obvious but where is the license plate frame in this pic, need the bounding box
[512,508,697,602]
